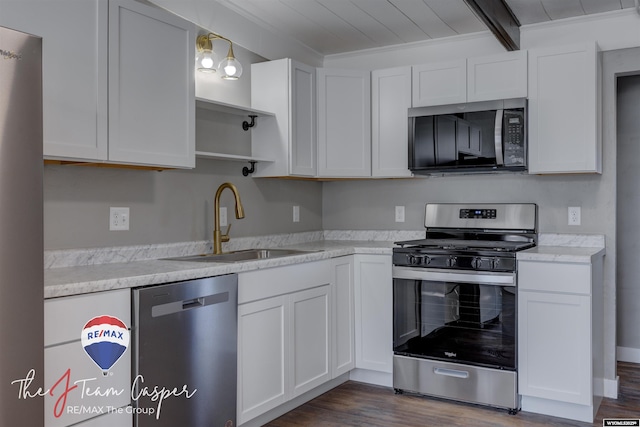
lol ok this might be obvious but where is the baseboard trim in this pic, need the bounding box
[617,346,640,363]
[604,377,619,399]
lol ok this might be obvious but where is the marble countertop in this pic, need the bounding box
[517,245,606,263]
[45,231,607,299]
[44,240,395,299]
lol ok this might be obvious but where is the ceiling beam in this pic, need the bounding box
[464,0,520,51]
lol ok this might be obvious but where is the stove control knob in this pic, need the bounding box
[493,258,500,269]
[447,256,457,267]
[471,257,481,269]
[408,255,422,266]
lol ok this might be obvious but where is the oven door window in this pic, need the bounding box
[393,278,516,370]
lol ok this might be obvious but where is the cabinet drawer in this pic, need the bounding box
[238,260,331,304]
[518,261,591,294]
[45,342,131,427]
[45,290,131,346]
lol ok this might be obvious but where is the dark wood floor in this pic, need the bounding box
[266,362,640,427]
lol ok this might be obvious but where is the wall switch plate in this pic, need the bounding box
[110,207,130,231]
[395,206,405,223]
[219,207,228,227]
[293,205,300,223]
[568,206,581,226]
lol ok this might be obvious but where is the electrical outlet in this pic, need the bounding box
[395,206,405,223]
[219,207,228,227]
[293,205,300,223]
[110,207,130,231]
[568,206,581,226]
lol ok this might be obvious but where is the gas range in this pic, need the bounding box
[391,203,538,412]
[393,203,537,272]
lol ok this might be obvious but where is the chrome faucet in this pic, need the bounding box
[213,182,245,254]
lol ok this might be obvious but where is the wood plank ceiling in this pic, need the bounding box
[216,0,637,55]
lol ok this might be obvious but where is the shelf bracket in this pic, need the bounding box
[242,115,257,131]
[242,161,256,176]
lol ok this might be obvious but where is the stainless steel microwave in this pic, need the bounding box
[408,98,527,175]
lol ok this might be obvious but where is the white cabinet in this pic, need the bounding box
[371,67,413,178]
[290,285,332,397]
[238,295,288,423]
[44,289,131,427]
[353,254,393,375]
[237,260,334,424]
[107,0,195,168]
[412,51,527,107]
[331,256,355,377]
[0,0,194,168]
[74,411,132,427]
[467,51,527,102]
[317,68,371,177]
[412,59,466,107]
[518,255,604,422]
[527,42,601,174]
[0,0,108,160]
[251,59,316,177]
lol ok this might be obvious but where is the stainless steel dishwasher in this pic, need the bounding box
[132,274,237,427]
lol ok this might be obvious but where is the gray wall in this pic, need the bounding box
[323,174,604,233]
[616,73,640,350]
[44,161,322,249]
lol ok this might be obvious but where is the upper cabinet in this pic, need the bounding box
[412,51,527,107]
[412,59,467,107]
[0,0,195,169]
[107,0,195,168]
[371,67,413,178]
[252,62,374,178]
[0,0,108,160]
[251,59,316,177]
[527,42,601,174]
[317,68,371,177]
[467,51,528,102]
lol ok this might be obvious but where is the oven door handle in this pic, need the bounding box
[392,266,515,286]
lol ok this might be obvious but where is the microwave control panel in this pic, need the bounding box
[503,110,525,166]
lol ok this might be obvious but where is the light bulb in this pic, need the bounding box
[196,49,218,73]
[223,64,237,75]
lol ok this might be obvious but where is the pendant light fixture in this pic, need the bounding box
[196,32,243,80]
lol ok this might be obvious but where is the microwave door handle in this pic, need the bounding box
[494,109,504,166]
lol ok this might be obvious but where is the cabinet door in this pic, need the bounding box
[317,68,371,177]
[412,59,466,107]
[528,42,601,174]
[354,255,392,373]
[467,50,527,102]
[331,257,355,377]
[371,67,413,177]
[238,296,288,424]
[251,58,291,177]
[290,285,332,397]
[518,291,592,405]
[108,0,195,168]
[0,0,108,160]
[290,61,317,176]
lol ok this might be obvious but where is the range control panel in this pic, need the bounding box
[459,209,497,219]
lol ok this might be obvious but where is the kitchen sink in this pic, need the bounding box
[164,248,316,263]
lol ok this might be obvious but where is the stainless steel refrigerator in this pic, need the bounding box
[0,25,44,426]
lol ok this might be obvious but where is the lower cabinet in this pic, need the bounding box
[237,259,352,425]
[44,289,132,427]
[517,255,604,422]
[352,254,393,384]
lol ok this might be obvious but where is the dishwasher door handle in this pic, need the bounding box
[151,291,229,317]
